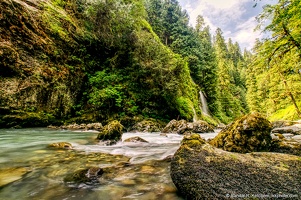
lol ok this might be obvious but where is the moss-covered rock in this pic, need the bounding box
[180,133,206,148]
[189,120,214,133]
[129,119,164,132]
[210,113,272,153]
[97,120,123,145]
[161,119,187,133]
[162,119,214,134]
[48,142,73,150]
[0,111,56,128]
[171,135,301,199]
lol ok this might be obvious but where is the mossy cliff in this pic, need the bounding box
[0,0,202,127]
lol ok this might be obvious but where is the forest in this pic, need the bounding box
[0,0,300,128]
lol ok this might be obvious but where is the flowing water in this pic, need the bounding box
[0,128,218,200]
[199,91,210,116]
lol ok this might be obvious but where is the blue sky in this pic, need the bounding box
[177,0,275,50]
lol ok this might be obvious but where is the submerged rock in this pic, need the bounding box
[171,134,301,199]
[210,113,272,153]
[97,120,123,145]
[48,142,73,150]
[162,119,214,134]
[0,167,30,187]
[124,136,148,143]
[64,167,103,184]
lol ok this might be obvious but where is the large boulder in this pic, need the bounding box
[162,119,214,134]
[210,113,272,153]
[171,134,301,200]
[129,119,163,132]
[161,119,187,133]
[97,120,123,145]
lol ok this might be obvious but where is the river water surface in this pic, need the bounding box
[0,128,217,200]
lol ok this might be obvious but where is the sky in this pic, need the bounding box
[177,0,275,51]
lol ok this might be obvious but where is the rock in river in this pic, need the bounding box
[48,142,73,150]
[210,113,272,153]
[162,119,214,134]
[97,120,123,145]
[171,134,301,200]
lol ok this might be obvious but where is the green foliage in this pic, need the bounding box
[247,0,301,120]
[213,28,248,122]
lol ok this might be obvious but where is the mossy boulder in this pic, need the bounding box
[189,120,214,133]
[97,120,123,145]
[129,119,163,132]
[171,134,301,199]
[210,113,272,153]
[162,119,214,134]
[161,119,187,133]
[48,142,73,150]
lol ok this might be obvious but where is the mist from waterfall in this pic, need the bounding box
[199,91,210,116]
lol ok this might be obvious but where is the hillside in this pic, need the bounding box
[0,0,202,127]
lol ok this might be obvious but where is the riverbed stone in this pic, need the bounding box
[0,167,30,187]
[170,134,301,199]
[64,167,103,184]
[48,142,73,150]
[210,113,272,153]
[123,136,148,143]
[97,120,123,145]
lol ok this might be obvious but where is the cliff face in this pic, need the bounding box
[0,0,86,127]
[0,0,202,127]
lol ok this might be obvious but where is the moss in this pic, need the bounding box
[181,134,206,148]
[171,143,301,199]
[97,120,124,144]
[210,113,272,153]
[0,111,56,128]
[268,102,301,121]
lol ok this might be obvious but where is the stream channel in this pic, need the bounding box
[0,128,218,200]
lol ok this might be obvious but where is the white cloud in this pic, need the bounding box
[231,17,261,50]
[178,0,263,50]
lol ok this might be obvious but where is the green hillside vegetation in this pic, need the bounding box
[247,0,301,121]
[0,0,299,128]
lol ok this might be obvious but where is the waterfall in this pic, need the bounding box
[192,106,197,122]
[199,91,210,116]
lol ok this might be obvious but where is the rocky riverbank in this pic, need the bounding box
[171,114,301,199]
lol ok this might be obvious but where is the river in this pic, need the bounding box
[0,128,218,200]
